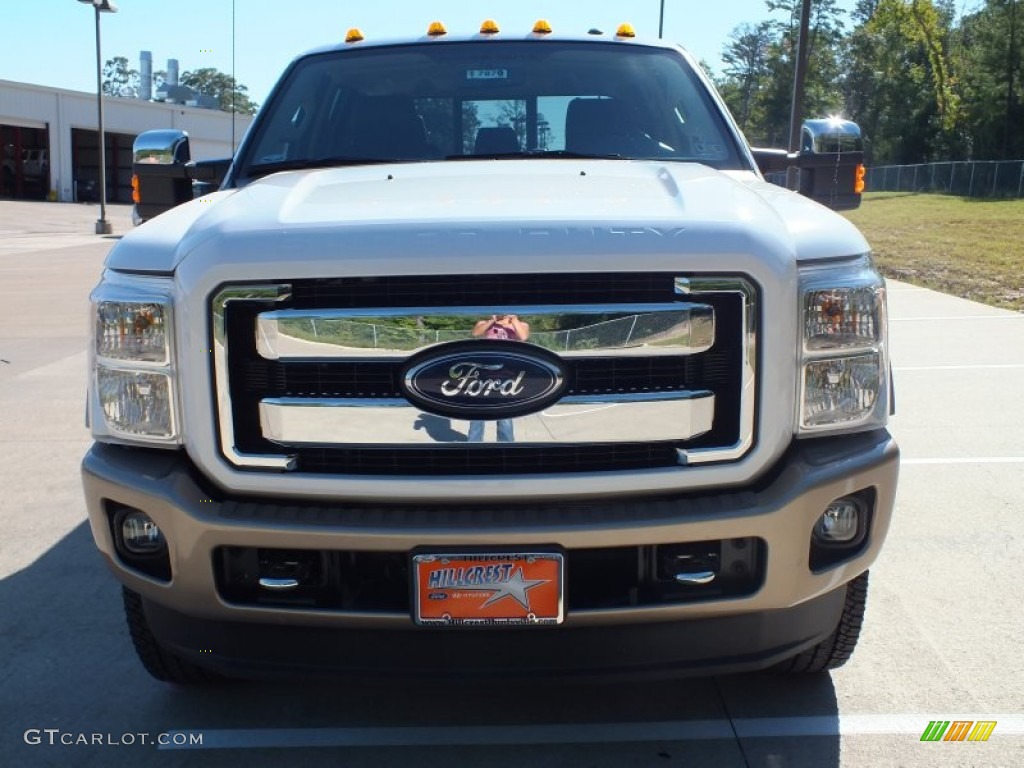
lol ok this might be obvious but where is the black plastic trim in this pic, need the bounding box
[140,583,846,681]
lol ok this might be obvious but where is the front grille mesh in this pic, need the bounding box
[239,353,734,400]
[296,443,680,475]
[290,273,672,308]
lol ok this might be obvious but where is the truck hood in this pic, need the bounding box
[106,160,869,274]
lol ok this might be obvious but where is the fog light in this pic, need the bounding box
[121,511,164,554]
[814,498,861,543]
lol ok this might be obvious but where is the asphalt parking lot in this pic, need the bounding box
[1,200,1022,767]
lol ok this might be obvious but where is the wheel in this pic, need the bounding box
[776,570,869,673]
[122,587,220,684]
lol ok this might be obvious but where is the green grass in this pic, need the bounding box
[842,193,1024,312]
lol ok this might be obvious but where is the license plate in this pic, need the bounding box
[412,551,563,626]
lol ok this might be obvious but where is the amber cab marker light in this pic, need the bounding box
[533,19,552,34]
[615,23,637,38]
[855,164,866,194]
[131,174,140,204]
[427,21,447,37]
[345,28,364,43]
[480,19,500,34]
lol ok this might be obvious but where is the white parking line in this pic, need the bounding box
[903,457,1024,465]
[891,315,1024,322]
[894,364,1024,371]
[159,715,1024,750]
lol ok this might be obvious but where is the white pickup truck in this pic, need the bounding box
[83,21,896,683]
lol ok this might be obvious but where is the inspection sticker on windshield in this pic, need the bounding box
[413,552,563,626]
[466,68,508,80]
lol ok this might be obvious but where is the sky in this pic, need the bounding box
[2,1,859,107]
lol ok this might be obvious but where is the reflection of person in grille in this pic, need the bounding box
[473,314,530,341]
[468,314,530,442]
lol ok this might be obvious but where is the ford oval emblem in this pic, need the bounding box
[400,340,567,419]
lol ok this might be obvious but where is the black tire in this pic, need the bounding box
[122,587,220,684]
[776,570,869,673]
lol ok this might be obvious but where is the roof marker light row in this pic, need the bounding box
[343,21,638,43]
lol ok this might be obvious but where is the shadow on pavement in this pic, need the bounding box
[1,522,841,767]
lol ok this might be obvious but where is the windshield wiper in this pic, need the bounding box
[247,149,640,178]
[445,149,626,161]
[245,155,397,178]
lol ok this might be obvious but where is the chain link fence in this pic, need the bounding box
[865,161,1024,199]
[279,313,681,353]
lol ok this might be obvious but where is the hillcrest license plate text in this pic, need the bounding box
[412,552,563,626]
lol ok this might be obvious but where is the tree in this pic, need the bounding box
[179,68,258,115]
[496,101,550,149]
[415,99,480,154]
[102,56,139,98]
[719,22,775,130]
[715,1,846,146]
[910,0,960,134]
[102,56,258,115]
[769,0,847,137]
[498,101,527,146]
[853,0,882,23]
[714,0,1022,164]
[954,0,1024,159]
[842,0,963,164]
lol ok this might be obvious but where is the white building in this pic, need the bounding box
[1,80,253,203]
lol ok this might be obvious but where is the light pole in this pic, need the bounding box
[78,0,118,234]
[658,0,665,38]
[787,0,812,191]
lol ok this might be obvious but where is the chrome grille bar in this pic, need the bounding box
[259,391,715,446]
[255,303,715,360]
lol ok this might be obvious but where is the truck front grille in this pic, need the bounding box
[212,273,756,475]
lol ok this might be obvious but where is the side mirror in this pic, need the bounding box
[750,148,797,175]
[132,130,192,223]
[189,158,232,198]
[796,150,865,211]
[131,130,232,223]
[797,118,865,211]
[751,119,866,211]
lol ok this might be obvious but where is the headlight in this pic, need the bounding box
[88,272,181,446]
[797,255,889,435]
[95,301,169,363]
[97,368,176,438]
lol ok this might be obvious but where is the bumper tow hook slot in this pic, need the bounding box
[674,571,716,585]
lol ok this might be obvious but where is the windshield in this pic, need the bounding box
[239,41,745,178]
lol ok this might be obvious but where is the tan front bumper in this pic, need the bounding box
[81,430,898,628]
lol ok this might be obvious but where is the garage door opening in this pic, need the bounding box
[1,124,50,200]
[72,128,136,203]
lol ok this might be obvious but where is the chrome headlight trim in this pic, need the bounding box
[89,271,182,446]
[796,255,889,436]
